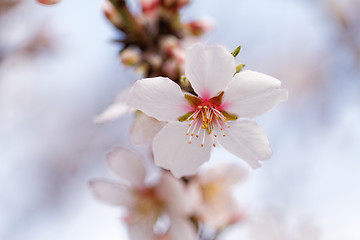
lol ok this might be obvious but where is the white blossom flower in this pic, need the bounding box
[90,147,198,240]
[127,43,288,177]
[191,164,247,229]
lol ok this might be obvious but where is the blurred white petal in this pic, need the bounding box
[200,163,248,186]
[89,180,133,206]
[127,220,158,240]
[130,112,166,144]
[167,218,198,240]
[94,86,133,124]
[157,172,199,217]
[107,147,146,187]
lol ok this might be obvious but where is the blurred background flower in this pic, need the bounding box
[1,0,360,239]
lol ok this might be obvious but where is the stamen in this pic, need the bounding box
[188,120,202,145]
[201,130,206,147]
[214,117,223,131]
[184,99,235,147]
[196,124,202,138]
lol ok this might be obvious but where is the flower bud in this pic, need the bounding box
[144,52,162,69]
[162,59,179,79]
[102,0,123,29]
[185,18,214,36]
[135,62,149,76]
[141,0,160,15]
[36,0,62,5]
[120,47,141,66]
[162,0,190,11]
[235,63,246,73]
[159,35,179,55]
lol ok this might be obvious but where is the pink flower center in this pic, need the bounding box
[179,91,238,147]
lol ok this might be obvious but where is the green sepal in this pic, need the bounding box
[178,112,193,122]
[220,110,238,121]
[231,46,241,58]
[209,91,224,106]
[184,93,202,107]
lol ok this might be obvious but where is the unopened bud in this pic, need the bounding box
[135,62,149,76]
[162,59,178,79]
[144,52,162,69]
[141,0,160,15]
[186,18,214,36]
[36,0,62,5]
[159,35,179,55]
[162,0,190,11]
[235,63,246,73]
[102,0,123,29]
[120,47,141,66]
[180,75,190,88]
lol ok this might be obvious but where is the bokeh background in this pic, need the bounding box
[1,0,359,239]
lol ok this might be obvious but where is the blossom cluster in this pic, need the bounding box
[37,0,288,239]
[102,0,213,81]
[90,147,247,239]
[91,1,287,239]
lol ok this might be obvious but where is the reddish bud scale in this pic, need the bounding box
[37,0,62,5]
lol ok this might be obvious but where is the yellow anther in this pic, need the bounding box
[188,141,192,144]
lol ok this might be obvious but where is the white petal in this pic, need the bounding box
[127,221,157,240]
[89,180,133,206]
[198,193,240,229]
[185,43,235,99]
[127,77,189,122]
[107,147,146,187]
[152,123,212,178]
[93,102,132,124]
[222,70,288,118]
[217,120,272,168]
[156,172,198,217]
[130,112,166,144]
[93,87,133,123]
[200,163,248,186]
[168,218,198,240]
